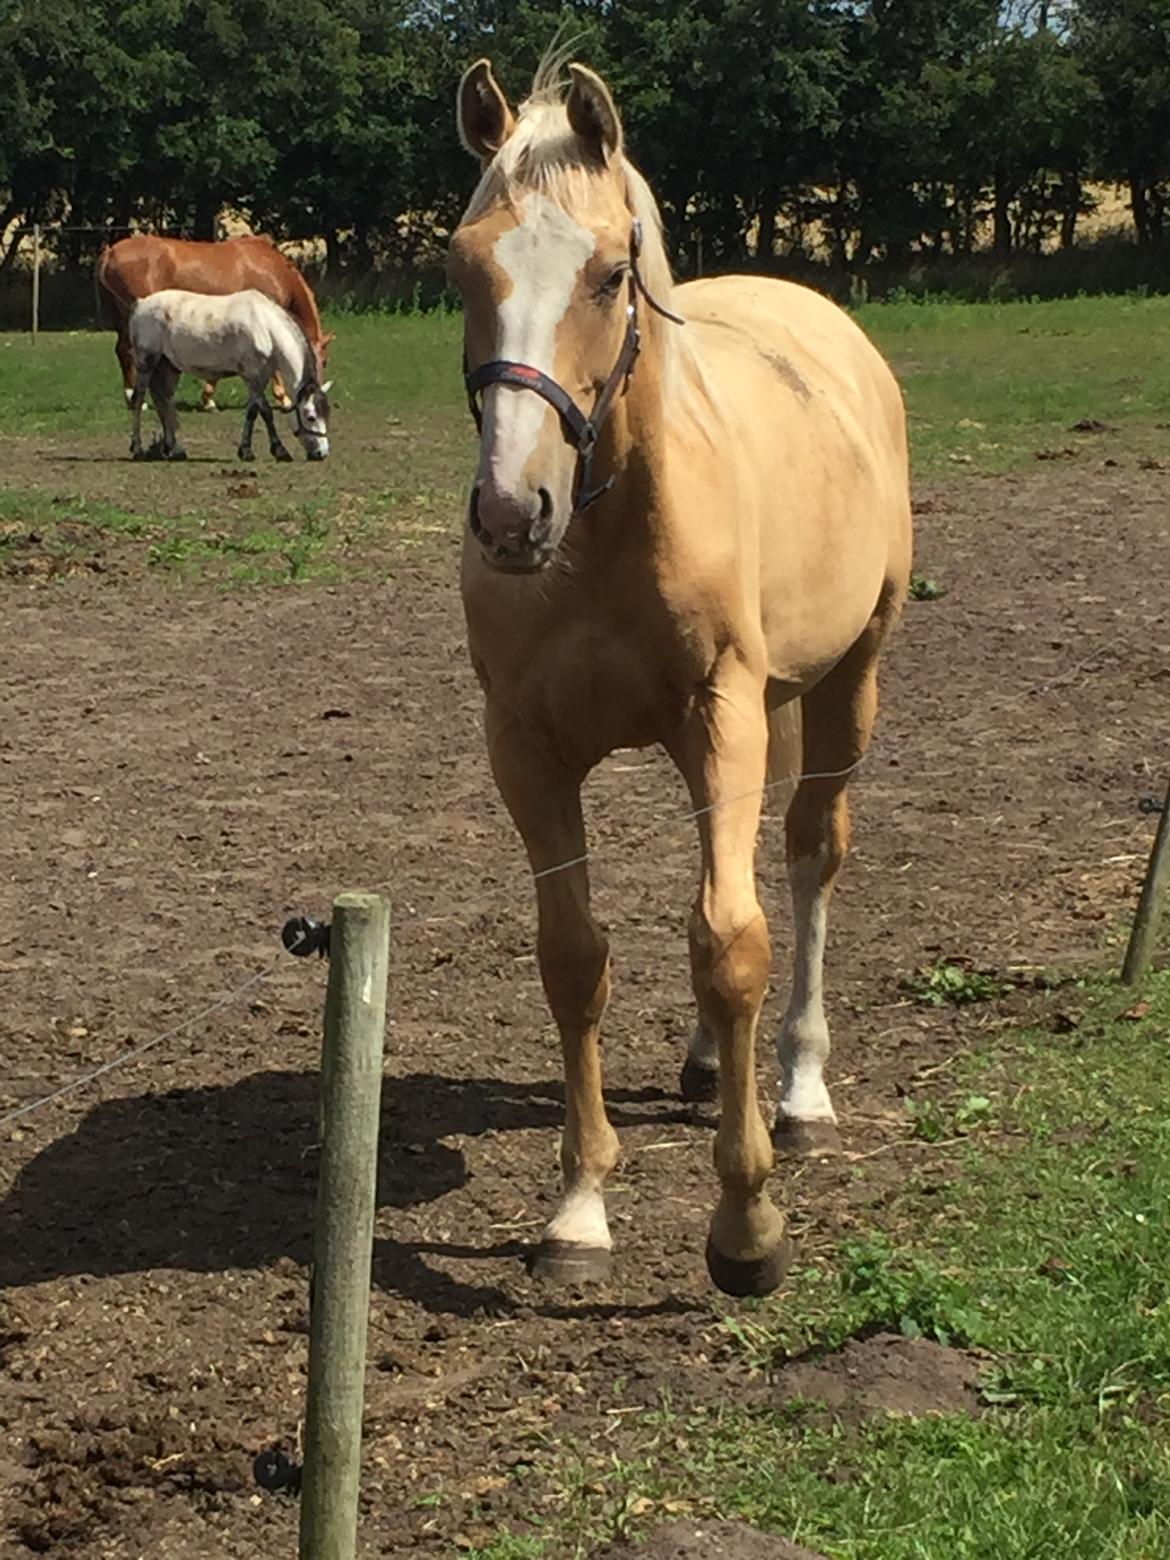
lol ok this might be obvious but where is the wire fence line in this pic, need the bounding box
[0,626,1159,1137]
[0,751,871,1135]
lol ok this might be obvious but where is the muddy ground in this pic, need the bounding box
[1,447,1168,1558]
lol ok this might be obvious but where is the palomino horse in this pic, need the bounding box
[449,57,912,1296]
[97,234,334,412]
[128,289,331,463]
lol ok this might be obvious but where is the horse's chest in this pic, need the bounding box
[472,613,685,761]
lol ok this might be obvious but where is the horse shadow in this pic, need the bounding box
[0,1070,698,1319]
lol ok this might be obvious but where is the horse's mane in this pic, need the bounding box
[462,53,696,397]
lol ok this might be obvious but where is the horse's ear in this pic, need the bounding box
[320,380,333,394]
[566,64,622,165]
[321,331,336,348]
[458,59,516,163]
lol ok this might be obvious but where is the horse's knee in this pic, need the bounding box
[538,920,610,1029]
[690,901,770,1023]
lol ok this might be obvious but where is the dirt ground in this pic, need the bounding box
[1,449,1168,1558]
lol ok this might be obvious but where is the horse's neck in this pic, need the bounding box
[284,266,322,341]
[269,310,311,392]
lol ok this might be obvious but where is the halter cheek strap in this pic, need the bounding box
[463,219,684,515]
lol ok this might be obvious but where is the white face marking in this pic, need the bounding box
[480,193,596,493]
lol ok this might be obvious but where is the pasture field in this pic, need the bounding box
[0,294,1168,1559]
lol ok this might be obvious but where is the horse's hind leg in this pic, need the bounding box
[487,705,619,1284]
[128,352,158,458]
[773,589,899,1158]
[199,378,219,412]
[669,653,789,1297]
[271,370,293,411]
[150,360,185,459]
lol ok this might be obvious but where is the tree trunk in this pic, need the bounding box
[193,190,218,241]
[993,168,1012,257]
[324,227,343,275]
[1060,173,1080,249]
[756,190,778,266]
[1129,171,1151,246]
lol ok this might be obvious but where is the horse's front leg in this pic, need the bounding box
[669,654,789,1297]
[238,399,261,462]
[258,394,293,462]
[487,705,619,1283]
[271,369,293,411]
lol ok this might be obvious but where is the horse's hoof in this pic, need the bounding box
[680,1055,720,1104]
[772,1117,841,1159]
[197,402,217,414]
[237,448,256,463]
[273,447,293,463]
[130,448,145,462]
[167,447,188,462]
[705,1232,793,1298]
[529,1239,612,1286]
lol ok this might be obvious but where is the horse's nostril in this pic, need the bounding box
[468,487,484,538]
[538,487,553,522]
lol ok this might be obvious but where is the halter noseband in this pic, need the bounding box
[463,218,684,515]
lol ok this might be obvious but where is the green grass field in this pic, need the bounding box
[467,973,1170,1560]
[2,292,1167,586]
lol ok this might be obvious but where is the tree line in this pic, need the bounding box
[1,0,1168,287]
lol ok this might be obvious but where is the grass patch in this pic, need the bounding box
[465,972,1170,1558]
[856,292,1170,476]
[0,292,1166,530]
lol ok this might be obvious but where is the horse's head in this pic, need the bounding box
[291,378,332,461]
[449,58,677,574]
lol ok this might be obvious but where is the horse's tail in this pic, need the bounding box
[94,246,131,331]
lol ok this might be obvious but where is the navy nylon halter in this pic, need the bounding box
[463,219,684,514]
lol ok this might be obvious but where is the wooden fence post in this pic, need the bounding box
[1122,780,1170,987]
[299,891,390,1560]
[31,224,41,342]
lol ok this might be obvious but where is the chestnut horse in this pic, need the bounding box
[96,234,334,412]
[449,57,912,1296]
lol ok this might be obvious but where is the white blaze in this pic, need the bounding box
[480,193,596,493]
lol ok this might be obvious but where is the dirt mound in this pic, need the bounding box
[775,1331,982,1424]
[595,1519,829,1559]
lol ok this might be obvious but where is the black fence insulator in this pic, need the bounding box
[282,915,331,959]
[253,1445,302,1494]
[1139,796,1167,817]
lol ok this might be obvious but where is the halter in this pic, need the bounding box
[463,218,684,514]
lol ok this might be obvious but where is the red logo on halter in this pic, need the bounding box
[505,365,542,384]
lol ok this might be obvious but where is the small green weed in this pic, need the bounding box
[909,572,947,600]
[838,1235,990,1348]
[901,958,1009,1006]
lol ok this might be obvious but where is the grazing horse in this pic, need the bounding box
[128,289,331,463]
[449,57,912,1296]
[96,234,334,412]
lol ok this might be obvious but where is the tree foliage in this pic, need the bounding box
[0,0,1166,276]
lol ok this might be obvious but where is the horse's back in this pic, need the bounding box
[99,235,293,307]
[129,288,280,376]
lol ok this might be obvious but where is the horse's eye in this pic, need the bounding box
[597,266,627,299]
